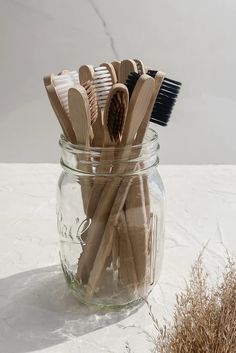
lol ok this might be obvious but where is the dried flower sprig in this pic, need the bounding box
[147,255,236,353]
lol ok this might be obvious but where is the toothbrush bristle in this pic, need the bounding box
[147,70,181,126]
[53,74,74,115]
[134,59,143,75]
[82,80,98,125]
[93,66,113,109]
[107,90,127,143]
[68,70,79,86]
[125,72,140,98]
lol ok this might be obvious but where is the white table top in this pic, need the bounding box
[0,164,235,353]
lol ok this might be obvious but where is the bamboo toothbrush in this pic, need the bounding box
[111,61,121,80]
[78,65,94,85]
[80,64,116,109]
[44,83,76,143]
[93,63,117,109]
[43,71,79,143]
[92,63,117,146]
[79,63,117,215]
[86,83,129,217]
[121,60,149,264]
[76,83,129,283]
[44,71,95,213]
[147,70,181,126]
[133,59,145,75]
[77,64,118,236]
[119,59,138,84]
[52,71,79,115]
[125,69,182,141]
[124,70,181,287]
[124,71,166,289]
[79,65,103,146]
[81,80,98,142]
[99,83,132,275]
[82,80,98,126]
[87,71,181,294]
[79,63,117,147]
[68,85,91,146]
[67,85,94,212]
[85,74,155,295]
[117,210,138,290]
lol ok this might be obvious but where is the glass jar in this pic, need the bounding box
[57,128,165,308]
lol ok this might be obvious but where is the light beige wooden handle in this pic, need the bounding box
[119,59,138,84]
[118,210,138,290]
[135,71,166,144]
[86,177,132,295]
[68,86,93,213]
[68,86,91,146]
[86,83,129,216]
[45,83,77,144]
[76,176,122,283]
[111,61,121,80]
[100,62,117,84]
[122,74,155,145]
[124,71,166,286]
[133,59,145,74]
[43,74,53,87]
[79,65,94,84]
[125,176,149,285]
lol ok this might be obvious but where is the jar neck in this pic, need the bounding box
[59,128,159,175]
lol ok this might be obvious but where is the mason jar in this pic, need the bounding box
[57,128,165,308]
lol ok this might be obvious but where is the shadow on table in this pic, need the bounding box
[0,265,140,353]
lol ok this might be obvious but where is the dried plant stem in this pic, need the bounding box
[148,255,236,353]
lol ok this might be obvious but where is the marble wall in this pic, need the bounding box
[0,0,236,163]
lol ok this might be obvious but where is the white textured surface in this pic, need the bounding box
[0,164,235,353]
[1,0,236,163]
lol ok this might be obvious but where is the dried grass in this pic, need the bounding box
[148,255,236,353]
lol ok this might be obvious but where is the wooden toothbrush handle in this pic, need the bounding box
[86,176,133,295]
[85,148,120,272]
[124,175,150,290]
[117,210,138,290]
[85,149,114,218]
[76,176,123,283]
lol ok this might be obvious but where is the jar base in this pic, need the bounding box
[68,276,146,311]
[61,257,152,311]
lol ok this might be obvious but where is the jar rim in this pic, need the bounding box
[59,127,158,153]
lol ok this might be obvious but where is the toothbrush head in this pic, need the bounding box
[67,70,79,86]
[82,80,98,125]
[52,74,75,116]
[93,66,113,109]
[125,72,140,98]
[104,83,129,144]
[147,70,182,126]
[133,59,145,75]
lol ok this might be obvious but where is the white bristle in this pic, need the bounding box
[93,66,112,109]
[53,74,75,116]
[67,70,79,85]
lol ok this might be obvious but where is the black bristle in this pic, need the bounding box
[125,72,140,98]
[147,70,181,126]
[146,70,157,78]
[107,91,126,143]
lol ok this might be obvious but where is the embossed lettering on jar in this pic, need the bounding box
[57,128,165,308]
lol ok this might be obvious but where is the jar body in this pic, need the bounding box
[57,129,165,308]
